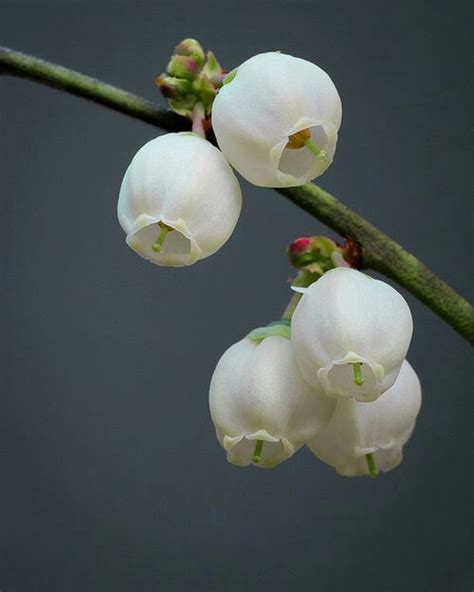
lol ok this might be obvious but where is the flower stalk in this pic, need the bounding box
[191,101,206,138]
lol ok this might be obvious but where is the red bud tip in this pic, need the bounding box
[290,237,312,254]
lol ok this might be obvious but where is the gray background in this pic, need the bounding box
[0,1,472,590]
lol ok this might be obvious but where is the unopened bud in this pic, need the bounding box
[289,237,312,254]
[155,74,192,100]
[201,51,225,85]
[191,76,217,114]
[288,235,338,273]
[166,54,201,81]
[157,39,226,120]
[174,38,206,68]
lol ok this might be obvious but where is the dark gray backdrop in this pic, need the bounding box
[1,1,472,591]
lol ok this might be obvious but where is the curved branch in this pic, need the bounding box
[1,46,473,344]
[0,46,188,131]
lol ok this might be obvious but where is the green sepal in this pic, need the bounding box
[292,271,320,288]
[247,320,291,343]
[223,69,237,85]
[201,51,224,86]
[168,96,198,118]
[310,236,337,257]
[268,319,291,327]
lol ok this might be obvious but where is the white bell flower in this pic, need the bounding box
[209,334,336,468]
[307,360,422,477]
[212,51,342,187]
[117,133,242,267]
[291,268,413,402]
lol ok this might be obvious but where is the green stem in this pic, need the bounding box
[281,270,317,321]
[191,101,206,138]
[1,46,473,344]
[281,293,302,322]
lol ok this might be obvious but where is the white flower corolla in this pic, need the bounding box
[291,268,413,402]
[117,133,242,267]
[209,334,336,468]
[212,51,342,188]
[307,360,422,477]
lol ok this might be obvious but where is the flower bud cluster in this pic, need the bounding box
[288,235,355,277]
[155,38,225,118]
[209,268,421,476]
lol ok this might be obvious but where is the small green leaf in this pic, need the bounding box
[223,69,237,85]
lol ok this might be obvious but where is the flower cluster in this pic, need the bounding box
[116,39,422,478]
[117,41,342,267]
[210,268,421,476]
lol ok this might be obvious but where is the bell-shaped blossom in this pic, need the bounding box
[291,268,413,402]
[117,133,242,267]
[212,51,342,187]
[209,334,335,468]
[307,360,422,476]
